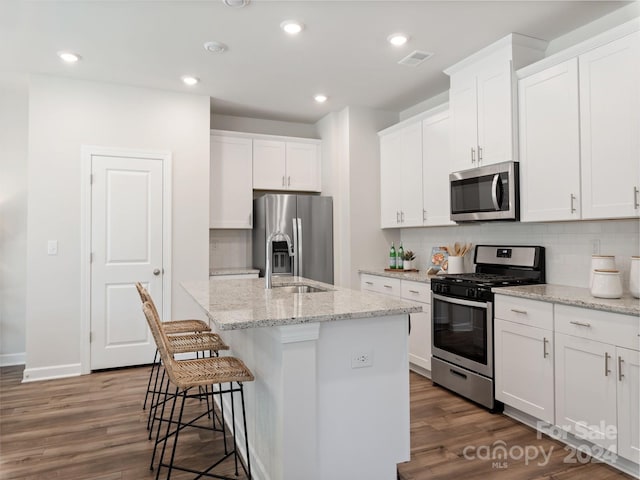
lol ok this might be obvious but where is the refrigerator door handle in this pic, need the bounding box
[297,217,303,278]
[292,218,299,276]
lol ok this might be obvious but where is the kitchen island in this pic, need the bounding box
[182,276,421,480]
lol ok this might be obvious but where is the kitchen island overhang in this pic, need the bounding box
[182,277,421,480]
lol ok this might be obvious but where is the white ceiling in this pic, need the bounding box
[0,0,629,124]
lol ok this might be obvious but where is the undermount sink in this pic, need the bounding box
[272,284,328,294]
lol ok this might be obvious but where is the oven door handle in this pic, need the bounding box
[432,293,489,309]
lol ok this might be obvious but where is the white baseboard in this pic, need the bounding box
[22,363,82,383]
[0,352,26,367]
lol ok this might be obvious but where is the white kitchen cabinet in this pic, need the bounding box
[554,304,640,459]
[494,295,554,423]
[253,138,321,192]
[580,31,640,219]
[401,281,431,373]
[422,109,455,226]
[210,134,253,228]
[379,121,423,228]
[449,59,517,171]
[518,58,581,222]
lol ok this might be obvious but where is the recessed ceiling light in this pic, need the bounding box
[181,76,199,86]
[58,51,81,63]
[222,0,249,7]
[281,20,304,35]
[203,41,228,53]
[314,94,327,103]
[387,33,409,47]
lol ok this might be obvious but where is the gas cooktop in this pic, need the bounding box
[432,272,541,287]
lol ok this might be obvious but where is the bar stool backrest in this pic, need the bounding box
[142,302,180,385]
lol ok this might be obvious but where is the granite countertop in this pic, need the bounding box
[182,276,422,330]
[209,267,260,276]
[493,284,640,316]
[359,268,436,283]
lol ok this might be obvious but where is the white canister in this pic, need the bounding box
[630,256,640,299]
[590,255,616,288]
[591,269,623,299]
[448,256,464,274]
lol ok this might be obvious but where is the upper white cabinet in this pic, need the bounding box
[422,109,454,226]
[445,34,546,172]
[210,134,253,229]
[253,138,321,192]
[580,31,640,219]
[518,58,581,222]
[379,121,423,228]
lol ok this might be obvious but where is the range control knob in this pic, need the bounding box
[466,288,477,298]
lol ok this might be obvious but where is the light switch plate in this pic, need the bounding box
[47,240,58,255]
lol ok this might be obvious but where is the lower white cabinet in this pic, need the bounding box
[617,346,640,463]
[494,319,554,423]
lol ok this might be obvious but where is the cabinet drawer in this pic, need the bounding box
[555,304,640,350]
[401,281,431,305]
[494,294,553,330]
[360,274,401,297]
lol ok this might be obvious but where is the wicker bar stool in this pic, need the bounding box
[135,283,224,412]
[142,302,254,480]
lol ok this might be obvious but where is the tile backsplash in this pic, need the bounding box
[401,219,640,290]
[209,229,252,271]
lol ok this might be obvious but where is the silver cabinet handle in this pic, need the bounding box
[478,146,483,163]
[570,193,577,213]
[409,290,420,294]
[570,321,591,328]
[543,337,549,358]
[423,209,427,222]
[618,356,624,381]
[288,176,291,186]
[282,175,285,187]
[153,268,161,276]
[634,186,639,209]
[384,285,393,289]
[396,211,400,223]
[471,147,476,163]
[511,309,527,314]
[605,352,611,377]
[365,281,373,285]
[401,211,405,223]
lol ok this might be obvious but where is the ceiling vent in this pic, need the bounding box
[398,50,434,67]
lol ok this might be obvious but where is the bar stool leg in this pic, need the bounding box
[230,382,238,476]
[240,383,252,479]
[164,390,187,480]
[148,368,166,435]
[143,350,159,410]
[150,381,173,471]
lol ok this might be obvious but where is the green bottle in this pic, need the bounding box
[389,242,397,269]
[398,242,404,270]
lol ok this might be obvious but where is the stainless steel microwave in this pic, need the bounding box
[449,161,519,222]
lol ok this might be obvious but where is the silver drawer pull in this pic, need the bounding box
[618,356,624,382]
[570,321,591,328]
[511,309,527,314]
[409,290,420,294]
[365,281,373,285]
[384,285,393,289]
[543,337,549,358]
[604,352,611,377]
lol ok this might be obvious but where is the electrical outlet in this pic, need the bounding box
[591,239,601,255]
[351,351,373,369]
[47,240,58,255]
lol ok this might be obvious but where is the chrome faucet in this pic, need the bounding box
[265,231,294,289]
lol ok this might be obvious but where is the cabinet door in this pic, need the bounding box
[253,139,286,190]
[617,346,640,463]
[580,31,640,219]
[519,58,581,222]
[286,142,321,192]
[408,310,431,372]
[476,60,514,165]
[494,319,554,423]
[210,135,253,228]
[400,122,424,227]
[555,333,617,452]
[422,111,454,226]
[380,129,402,228]
[449,76,479,172]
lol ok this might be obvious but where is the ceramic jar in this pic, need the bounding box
[590,255,616,288]
[448,256,464,274]
[591,269,623,299]
[630,256,640,299]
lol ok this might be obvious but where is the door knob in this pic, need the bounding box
[153,268,161,276]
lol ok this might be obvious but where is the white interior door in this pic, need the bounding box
[90,154,164,369]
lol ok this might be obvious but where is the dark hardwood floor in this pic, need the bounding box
[0,366,633,479]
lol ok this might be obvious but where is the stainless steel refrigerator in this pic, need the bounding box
[253,194,333,285]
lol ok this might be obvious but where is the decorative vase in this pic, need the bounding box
[404,260,413,270]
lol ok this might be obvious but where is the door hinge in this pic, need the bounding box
[89,331,93,343]
[90,174,93,184]
[90,252,93,263]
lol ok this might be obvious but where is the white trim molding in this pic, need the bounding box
[0,352,26,367]
[22,363,81,383]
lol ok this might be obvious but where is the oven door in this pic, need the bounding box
[431,293,493,377]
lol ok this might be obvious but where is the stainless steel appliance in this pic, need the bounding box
[430,245,545,410]
[450,161,519,222]
[253,194,333,285]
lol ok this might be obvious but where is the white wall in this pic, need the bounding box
[0,73,29,366]
[24,76,210,379]
[400,219,640,289]
[211,113,318,138]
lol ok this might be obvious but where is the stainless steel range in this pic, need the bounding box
[430,245,545,411]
